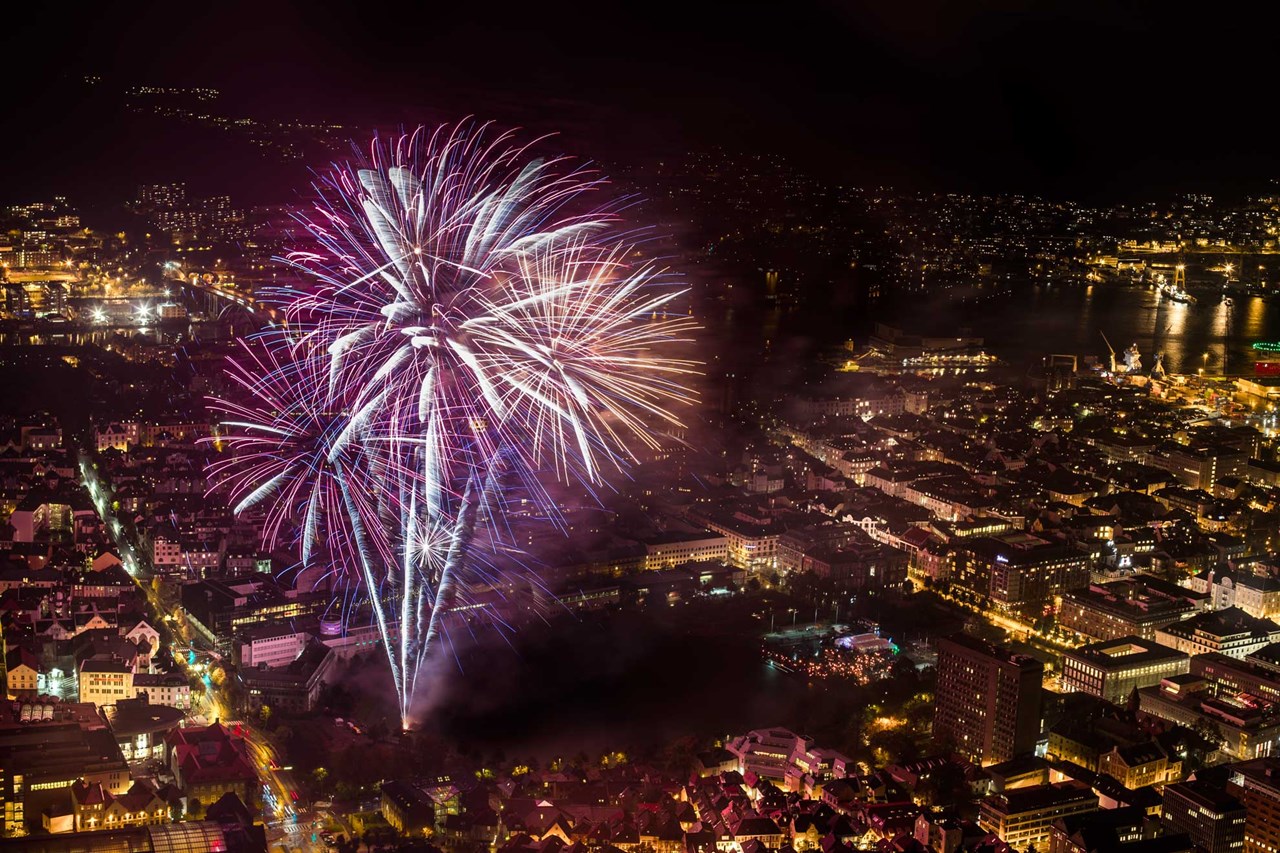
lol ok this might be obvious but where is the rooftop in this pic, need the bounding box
[1063,636,1188,671]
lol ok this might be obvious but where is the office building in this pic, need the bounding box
[934,633,1044,766]
[1157,608,1280,660]
[979,781,1098,849]
[1162,780,1246,853]
[1229,758,1280,853]
[1060,636,1189,703]
[1058,577,1199,642]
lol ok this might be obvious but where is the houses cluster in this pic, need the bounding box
[370,713,1280,853]
[0,693,259,842]
[751,372,1280,638]
[0,413,198,714]
[377,728,997,853]
[0,412,269,843]
[0,553,193,711]
[510,366,1280,644]
[90,417,270,582]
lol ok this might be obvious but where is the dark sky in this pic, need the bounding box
[5,2,1279,202]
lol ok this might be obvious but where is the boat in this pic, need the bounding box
[1157,279,1196,304]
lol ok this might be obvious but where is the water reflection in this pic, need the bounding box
[963,286,1280,375]
[0,322,236,348]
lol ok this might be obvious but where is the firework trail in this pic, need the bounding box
[209,121,698,728]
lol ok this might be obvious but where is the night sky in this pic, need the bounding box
[5,2,1279,203]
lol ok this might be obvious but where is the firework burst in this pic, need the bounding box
[209,121,698,728]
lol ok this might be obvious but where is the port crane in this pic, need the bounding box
[1100,331,1117,373]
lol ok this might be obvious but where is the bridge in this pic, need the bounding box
[161,262,282,328]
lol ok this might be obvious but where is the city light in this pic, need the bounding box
[6,33,1280,848]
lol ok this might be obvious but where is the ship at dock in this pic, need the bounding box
[1155,273,1196,304]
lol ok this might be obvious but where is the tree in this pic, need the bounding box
[186,798,204,820]
[1191,718,1226,752]
[658,735,700,775]
[915,762,971,807]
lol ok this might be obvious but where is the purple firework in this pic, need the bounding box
[209,122,698,728]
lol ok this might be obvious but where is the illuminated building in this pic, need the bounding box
[164,723,258,810]
[867,324,986,361]
[178,577,328,653]
[0,794,266,850]
[1229,758,1280,853]
[1060,636,1189,704]
[102,699,186,763]
[1195,651,1280,705]
[148,536,221,579]
[802,539,908,588]
[78,658,134,708]
[978,782,1098,849]
[135,183,186,209]
[934,633,1043,766]
[1058,577,1200,642]
[639,530,730,570]
[0,718,130,836]
[130,673,191,711]
[234,623,309,669]
[683,510,781,573]
[1162,780,1246,853]
[1156,608,1280,660]
[1097,742,1181,789]
[1142,443,1247,492]
[725,728,854,793]
[1190,569,1280,620]
[952,534,1091,613]
[4,648,40,700]
[239,638,336,714]
[1046,806,1192,853]
[6,494,93,543]
[1246,459,1280,488]
[1137,676,1280,760]
[19,425,62,453]
[380,781,435,836]
[1237,377,1280,403]
[71,779,169,832]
